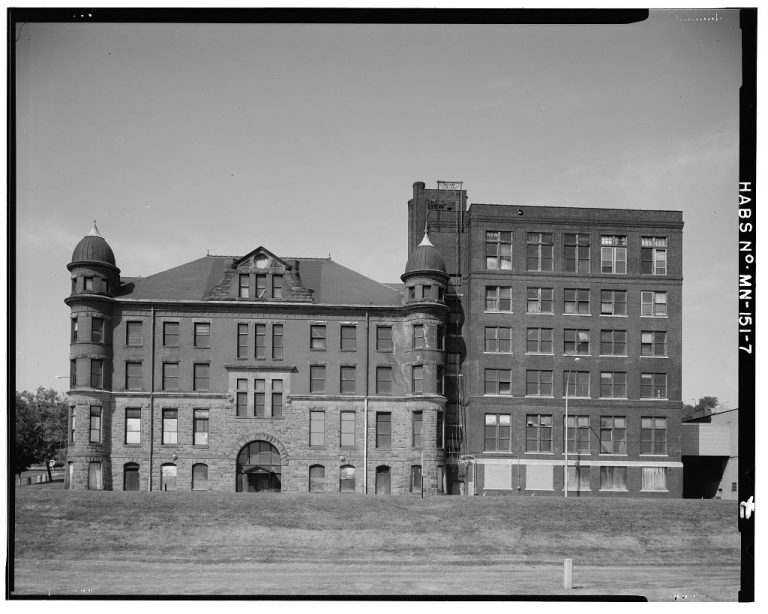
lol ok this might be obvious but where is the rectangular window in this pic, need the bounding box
[436,412,444,448]
[89,406,101,443]
[437,325,444,350]
[565,415,590,453]
[484,369,512,395]
[600,416,627,454]
[485,230,512,269]
[412,411,423,447]
[485,327,512,353]
[526,370,553,397]
[600,330,627,356]
[255,324,266,359]
[237,324,248,358]
[310,324,326,350]
[641,291,668,316]
[254,379,265,417]
[91,316,104,343]
[527,232,554,271]
[641,237,667,275]
[193,409,209,446]
[376,366,392,395]
[256,274,267,298]
[641,331,667,356]
[272,324,283,359]
[162,363,178,391]
[309,411,325,446]
[239,274,250,298]
[527,287,553,314]
[641,373,667,398]
[271,380,283,418]
[526,414,553,452]
[564,371,590,398]
[90,359,103,388]
[87,461,102,490]
[564,288,590,315]
[641,418,667,455]
[484,413,511,452]
[600,235,627,274]
[563,329,590,355]
[236,378,247,417]
[272,274,283,299]
[70,359,77,388]
[412,324,425,349]
[600,290,627,316]
[71,318,78,342]
[376,412,391,448]
[412,365,424,394]
[564,233,590,273]
[162,409,178,444]
[126,320,142,346]
[310,365,326,393]
[163,322,179,347]
[70,408,76,443]
[642,467,667,491]
[600,466,627,491]
[340,411,355,447]
[437,365,445,395]
[600,372,627,398]
[194,322,210,348]
[376,325,393,352]
[125,361,142,391]
[566,466,591,492]
[340,365,356,394]
[84,276,94,292]
[526,327,553,354]
[193,363,210,391]
[485,286,512,312]
[340,325,357,351]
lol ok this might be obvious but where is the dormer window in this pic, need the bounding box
[238,274,249,298]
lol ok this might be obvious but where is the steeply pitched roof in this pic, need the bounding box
[117,255,403,306]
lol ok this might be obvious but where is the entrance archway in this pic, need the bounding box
[236,440,282,492]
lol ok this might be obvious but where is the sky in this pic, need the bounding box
[13,10,743,406]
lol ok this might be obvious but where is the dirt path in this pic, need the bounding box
[11,558,739,600]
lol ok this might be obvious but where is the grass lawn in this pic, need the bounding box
[12,481,740,599]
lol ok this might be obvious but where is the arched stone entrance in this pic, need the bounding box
[236,440,283,492]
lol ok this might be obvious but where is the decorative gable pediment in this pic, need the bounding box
[233,246,289,273]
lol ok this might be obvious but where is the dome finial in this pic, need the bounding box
[88,220,102,237]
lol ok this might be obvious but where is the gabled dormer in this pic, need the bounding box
[221,246,313,302]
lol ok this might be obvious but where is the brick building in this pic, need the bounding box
[65,180,683,496]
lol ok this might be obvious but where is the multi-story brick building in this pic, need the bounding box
[65,180,683,497]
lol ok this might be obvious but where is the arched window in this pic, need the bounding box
[339,465,355,493]
[375,465,391,495]
[236,440,282,492]
[161,463,177,491]
[124,463,140,491]
[192,463,209,491]
[309,465,325,492]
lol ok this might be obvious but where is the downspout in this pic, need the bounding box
[363,311,370,494]
[148,305,156,491]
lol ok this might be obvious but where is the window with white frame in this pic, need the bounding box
[641,291,667,316]
[526,414,552,452]
[642,467,667,491]
[484,413,511,452]
[599,372,627,398]
[600,235,627,274]
[527,232,554,271]
[485,286,512,311]
[565,415,590,453]
[485,230,512,269]
[527,287,553,313]
[527,327,553,354]
[600,289,627,316]
[564,233,591,273]
[566,465,591,492]
[641,237,667,275]
[125,408,141,444]
[599,466,627,490]
[641,331,667,356]
[564,288,590,315]
[484,369,512,395]
[309,411,325,446]
[641,417,667,454]
[162,409,178,445]
[600,416,627,454]
[563,371,590,398]
[526,370,553,397]
[600,330,627,356]
[641,373,667,399]
[485,326,512,353]
[564,329,590,355]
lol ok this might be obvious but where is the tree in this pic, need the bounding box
[14,387,68,480]
[681,396,719,422]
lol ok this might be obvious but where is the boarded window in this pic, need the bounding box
[192,463,209,491]
[525,464,553,491]
[309,465,325,492]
